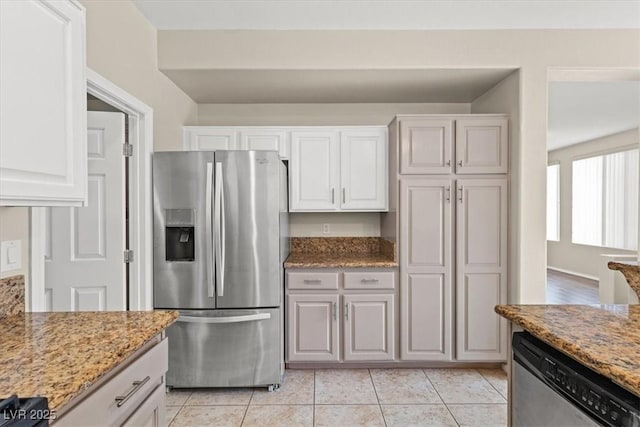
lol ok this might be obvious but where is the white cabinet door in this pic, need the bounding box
[399,118,453,175]
[240,129,289,159]
[455,179,508,361]
[343,294,394,361]
[0,0,87,206]
[399,178,453,361]
[183,127,238,150]
[455,118,508,174]
[340,129,388,211]
[287,294,339,362]
[290,131,339,211]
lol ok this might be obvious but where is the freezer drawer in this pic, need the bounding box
[166,308,282,388]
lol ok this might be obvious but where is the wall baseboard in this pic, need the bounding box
[547,266,599,282]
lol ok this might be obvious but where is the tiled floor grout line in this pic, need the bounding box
[367,368,388,427]
[422,369,461,427]
[238,390,253,426]
[476,369,509,402]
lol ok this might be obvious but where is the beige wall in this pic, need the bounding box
[471,70,521,304]
[291,213,381,237]
[80,0,198,151]
[0,207,29,282]
[197,103,470,126]
[160,29,640,303]
[547,129,639,279]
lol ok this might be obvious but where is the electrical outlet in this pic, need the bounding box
[322,224,330,234]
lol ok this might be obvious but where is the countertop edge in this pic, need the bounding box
[495,305,640,396]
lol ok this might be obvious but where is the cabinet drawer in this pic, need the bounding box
[344,271,395,290]
[56,338,168,427]
[287,272,339,290]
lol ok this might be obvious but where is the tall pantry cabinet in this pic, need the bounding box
[388,115,509,362]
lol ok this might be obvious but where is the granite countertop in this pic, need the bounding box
[0,310,179,413]
[495,304,640,396]
[285,252,398,268]
[608,261,640,298]
[284,237,398,268]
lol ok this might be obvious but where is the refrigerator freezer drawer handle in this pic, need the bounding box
[205,162,214,298]
[178,313,271,324]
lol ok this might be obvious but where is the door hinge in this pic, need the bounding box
[123,143,133,157]
[123,249,134,263]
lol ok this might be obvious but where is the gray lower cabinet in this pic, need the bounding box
[286,269,396,363]
[287,294,340,362]
[55,336,168,427]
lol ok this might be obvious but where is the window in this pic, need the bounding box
[572,148,638,250]
[547,164,560,241]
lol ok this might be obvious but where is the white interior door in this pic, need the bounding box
[45,111,126,311]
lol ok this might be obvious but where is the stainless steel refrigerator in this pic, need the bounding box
[153,150,289,389]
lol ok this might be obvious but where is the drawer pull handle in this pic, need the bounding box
[115,376,150,408]
[360,278,379,283]
[303,279,322,284]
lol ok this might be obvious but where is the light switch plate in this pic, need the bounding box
[1,240,22,273]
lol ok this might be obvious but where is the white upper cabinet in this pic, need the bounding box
[397,116,508,175]
[290,127,388,212]
[183,127,238,151]
[240,129,289,158]
[0,0,87,206]
[290,130,340,211]
[455,118,509,174]
[399,118,453,174]
[339,129,388,211]
[183,127,290,158]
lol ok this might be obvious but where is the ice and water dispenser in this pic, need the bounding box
[164,209,195,261]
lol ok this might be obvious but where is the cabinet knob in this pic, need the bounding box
[446,160,451,166]
[458,160,463,167]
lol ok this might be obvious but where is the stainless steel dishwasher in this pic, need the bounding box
[512,332,639,427]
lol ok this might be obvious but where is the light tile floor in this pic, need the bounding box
[166,368,507,427]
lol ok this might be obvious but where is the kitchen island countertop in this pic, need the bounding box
[0,310,179,414]
[495,304,640,396]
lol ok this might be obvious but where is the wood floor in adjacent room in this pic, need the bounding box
[546,269,600,304]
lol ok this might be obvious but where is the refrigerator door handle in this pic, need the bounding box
[178,313,271,324]
[205,162,214,298]
[214,162,225,297]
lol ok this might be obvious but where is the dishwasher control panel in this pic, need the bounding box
[514,332,640,427]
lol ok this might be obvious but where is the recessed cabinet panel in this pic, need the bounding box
[458,180,505,269]
[455,118,508,174]
[399,119,453,174]
[400,274,451,361]
[340,129,388,210]
[456,273,505,360]
[290,131,339,211]
[240,129,289,158]
[401,179,452,268]
[343,294,394,361]
[287,294,339,362]
[184,128,238,150]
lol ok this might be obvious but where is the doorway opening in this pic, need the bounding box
[545,68,640,304]
[29,69,154,312]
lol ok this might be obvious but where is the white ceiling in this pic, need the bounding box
[133,1,640,30]
[548,81,640,150]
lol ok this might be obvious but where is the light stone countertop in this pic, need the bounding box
[0,310,179,413]
[496,304,640,396]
